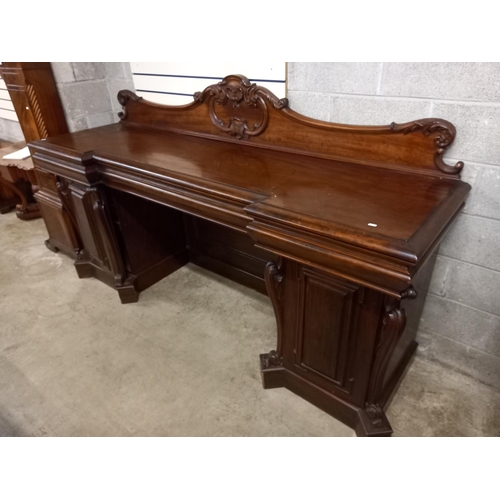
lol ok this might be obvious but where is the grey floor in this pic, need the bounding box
[1,212,499,437]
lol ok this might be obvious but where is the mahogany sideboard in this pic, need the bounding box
[28,75,470,436]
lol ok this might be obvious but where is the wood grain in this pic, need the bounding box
[29,75,471,436]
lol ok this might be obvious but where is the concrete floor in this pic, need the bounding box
[1,212,499,437]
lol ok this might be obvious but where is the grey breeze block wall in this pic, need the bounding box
[288,62,500,391]
[51,62,135,132]
[0,118,24,142]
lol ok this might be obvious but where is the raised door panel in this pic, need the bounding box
[286,265,381,405]
[294,267,362,396]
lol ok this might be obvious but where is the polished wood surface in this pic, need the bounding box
[0,63,68,143]
[0,141,41,220]
[29,75,470,436]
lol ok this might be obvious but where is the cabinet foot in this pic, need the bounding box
[355,405,393,437]
[45,239,60,253]
[260,352,286,389]
[259,354,395,437]
[117,284,140,304]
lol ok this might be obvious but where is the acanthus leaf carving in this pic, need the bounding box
[193,75,288,140]
[390,119,464,175]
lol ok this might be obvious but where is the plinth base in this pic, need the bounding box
[260,352,394,437]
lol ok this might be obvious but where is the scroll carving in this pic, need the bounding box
[193,75,288,140]
[366,285,417,407]
[390,119,464,175]
[263,257,285,368]
[400,285,417,300]
[117,90,142,120]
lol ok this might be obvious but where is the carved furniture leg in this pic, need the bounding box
[260,258,417,437]
[0,173,20,214]
[0,173,28,217]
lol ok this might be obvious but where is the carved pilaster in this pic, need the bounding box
[56,178,83,255]
[366,285,417,407]
[92,188,126,288]
[263,257,285,368]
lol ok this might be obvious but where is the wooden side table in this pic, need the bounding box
[0,142,41,220]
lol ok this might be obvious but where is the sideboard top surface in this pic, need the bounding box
[32,124,467,247]
[29,75,470,271]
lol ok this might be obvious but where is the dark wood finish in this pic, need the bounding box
[0,172,22,214]
[184,214,274,294]
[28,75,471,436]
[0,142,41,219]
[0,62,81,256]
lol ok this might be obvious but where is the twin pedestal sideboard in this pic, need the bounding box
[29,75,470,436]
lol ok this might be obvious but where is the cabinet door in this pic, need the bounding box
[285,264,382,406]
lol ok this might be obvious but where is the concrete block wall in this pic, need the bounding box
[51,63,135,132]
[0,118,24,142]
[288,62,500,390]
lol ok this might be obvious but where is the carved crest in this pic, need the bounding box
[390,119,464,175]
[193,75,288,140]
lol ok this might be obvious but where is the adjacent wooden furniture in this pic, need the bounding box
[0,62,81,256]
[0,141,22,214]
[29,75,470,436]
[0,141,41,219]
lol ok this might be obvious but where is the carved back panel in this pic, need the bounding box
[118,74,463,178]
